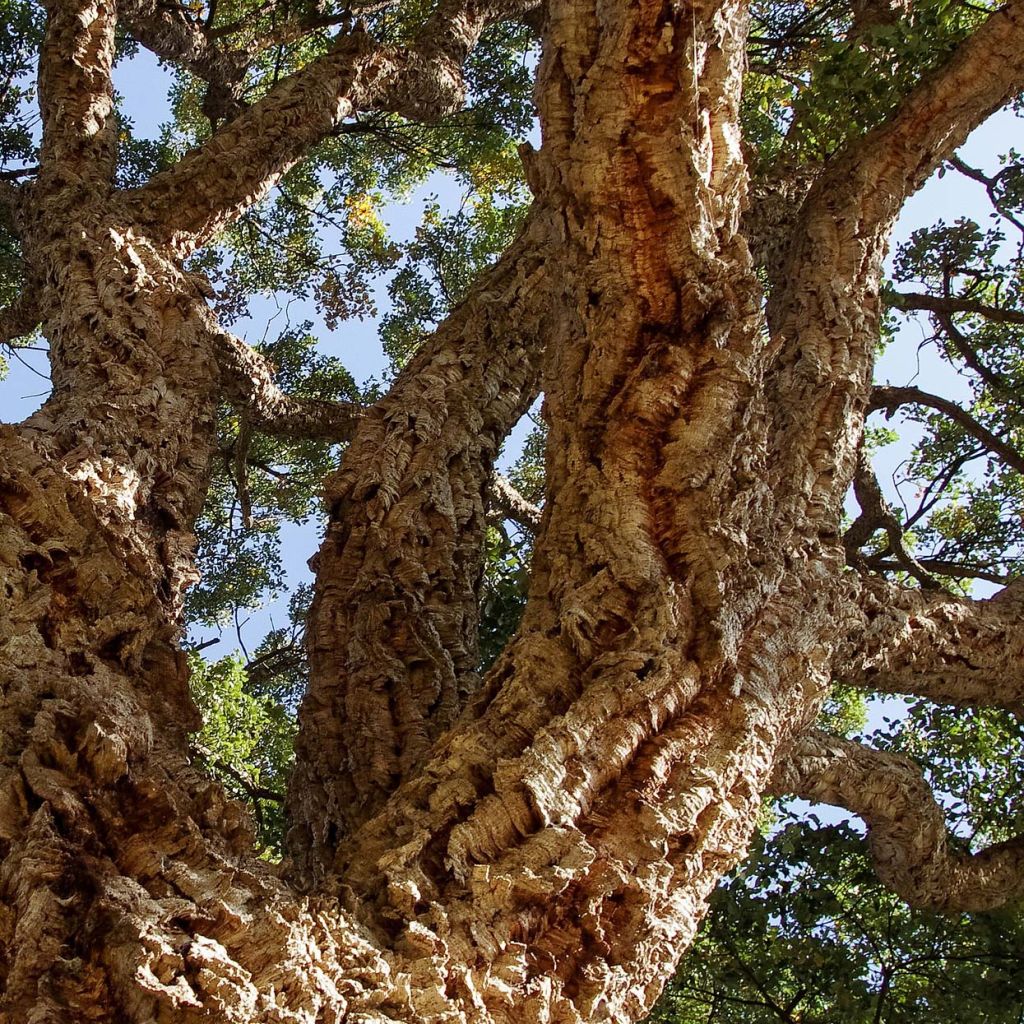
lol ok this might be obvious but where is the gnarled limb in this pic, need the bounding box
[118,0,251,122]
[836,577,1024,713]
[489,473,541,533]
[773,729,1024,912]
[765,0,1024,537]
[209,325,362,442]
[118,0,359,124]
[16,224,224,614]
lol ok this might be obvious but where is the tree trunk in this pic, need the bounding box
[4,0,1024,1017]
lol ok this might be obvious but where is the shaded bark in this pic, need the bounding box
[288,217,553,866]
[0,290,40,348]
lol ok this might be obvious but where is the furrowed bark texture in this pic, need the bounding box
[321,0,877,1016]
[320,3,1024,1017]
[288,220,553,866]
[836,578,1024,713]
[4,0,1024,1018]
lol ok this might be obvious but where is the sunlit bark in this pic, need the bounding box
[288,218,554,863]
[837,577,1024,713]
[774,729,1024,912]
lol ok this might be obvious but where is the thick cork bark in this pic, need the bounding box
[2,0,1024,1019]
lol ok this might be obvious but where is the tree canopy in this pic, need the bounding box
[2,0,1024,1018]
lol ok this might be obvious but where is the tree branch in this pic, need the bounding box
[37,0,118,190]
[118,1,361,124]
[117,0,250,122]
[289,215,552,867]
[489,472,542,533]
[869,384,1024,477]
[839,0,1024,232]
[925,300,1014,398]
[844,447,944,589]
[949,152,1024,235]
[121,0,539,253]
[864,557,1009,585]
[836,577,1024,714]
[886,288,1024,326]
[212,757,283,803]
[773,729,1024,912]
[762,0,1024,543]
[208,324,362,442]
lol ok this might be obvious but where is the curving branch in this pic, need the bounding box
[773,729,1024,912]
[869,384,1024,477]
[121,0,539,253]
[771,0,1024,306]
[835,0,1024,233]
[763,0,1024,544]
[886,288,1024,327]
[844,447,943,589]
[117,0,251,122]
[208,324,362,442]
[118,0,360,123]
[836,576,1024,714]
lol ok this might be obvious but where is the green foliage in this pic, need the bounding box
[744,0,985,163]
[0,0,42,311]
[186,324,360,627]
[892,702,1024,845]
[382,188,529,367]
[649,814,1024,1024]
[0,0,43,171]
[189,652,295,854]
[875,186,1024,585]
[479,525,532,669]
